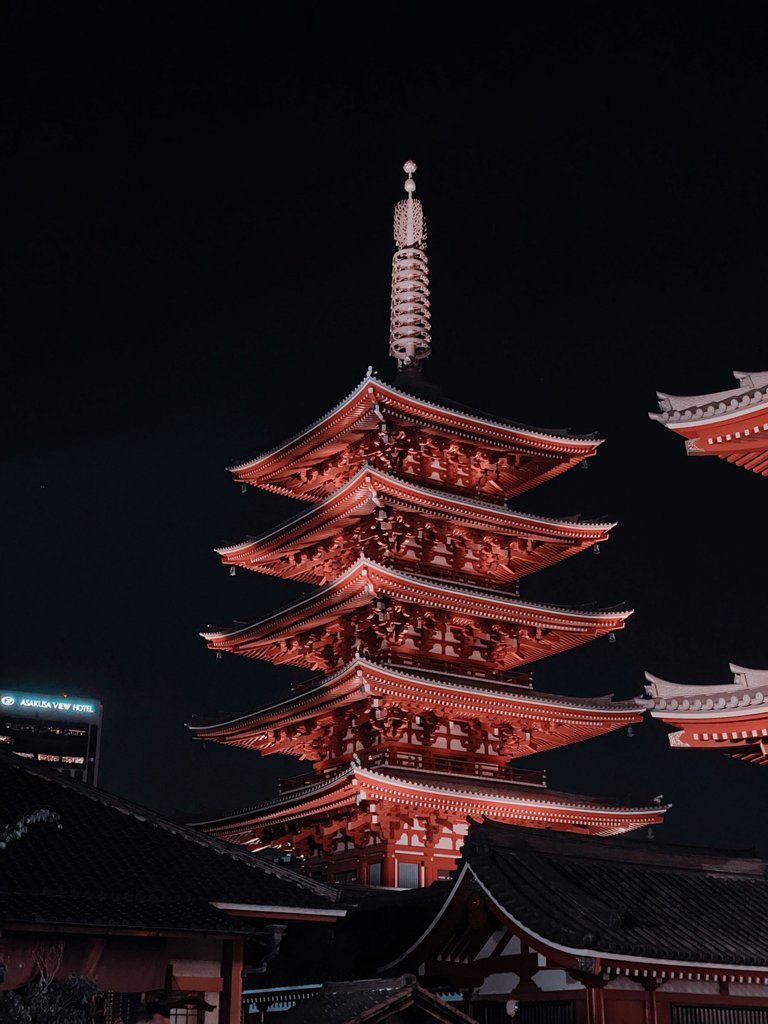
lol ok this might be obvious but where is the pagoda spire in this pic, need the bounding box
[389,160,432,371]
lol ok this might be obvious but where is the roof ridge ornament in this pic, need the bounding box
[389,160,432,371]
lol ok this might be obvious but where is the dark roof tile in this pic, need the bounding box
[0,754,341,934]
[462,820,768,967]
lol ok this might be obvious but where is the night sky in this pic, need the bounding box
[4,10,768,852]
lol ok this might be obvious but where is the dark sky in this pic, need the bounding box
[3,9,768,851]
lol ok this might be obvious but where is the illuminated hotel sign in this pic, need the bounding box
[0,691,100,717]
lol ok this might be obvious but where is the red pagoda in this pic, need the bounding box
[649,370,768,476]
[191,162,666,886]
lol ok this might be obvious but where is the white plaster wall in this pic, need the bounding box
[474,971,521,995]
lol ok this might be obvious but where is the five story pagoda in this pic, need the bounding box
[190,162,666,887]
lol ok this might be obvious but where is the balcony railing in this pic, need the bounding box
[289,656,532,693]
[361,748,546,787]
[278,749,546,796]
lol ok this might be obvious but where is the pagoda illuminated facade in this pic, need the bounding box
[191,162,666,887]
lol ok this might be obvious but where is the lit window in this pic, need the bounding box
[62,756,85,764]
[170,1004,201,1022]
[0,735,10,744]
[38,754,61,763]
[14,751,34,759]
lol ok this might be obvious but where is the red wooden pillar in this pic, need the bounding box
[583,980,606,1024]
[220,937,244,1024]
[642,979,661,1024]
[382,850,397,887]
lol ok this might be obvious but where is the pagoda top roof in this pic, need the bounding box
[387,818,768,973]
[202,556,631,645]
[216,464,614,559]
[187,656,641,735]
[649,369,768,427]
[193,760,667,832]
[640,663,768,715]
[231,370,601,477]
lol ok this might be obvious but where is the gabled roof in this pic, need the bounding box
[202,557,631,671]
[391,819,768,972]
[0,753,343,933]
[258,975,475,1024]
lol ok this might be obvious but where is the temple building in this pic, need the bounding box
[190,162,667,887]
[649,370,768,476]
[386,818,768,1024]
[641,663,768,765]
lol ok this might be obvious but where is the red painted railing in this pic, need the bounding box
[278,749,546,795]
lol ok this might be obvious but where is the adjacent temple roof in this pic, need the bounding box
[649,370,768,476]
[642,662,768,710]
[650,370,768,424]
[640,663,768,764]
[392,818,768,973]
[0,753,343,934]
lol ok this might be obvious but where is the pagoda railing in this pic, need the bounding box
[278,751,546,795]
[361,748,547,786]
[289,657,532,694]
[385,654,533,688]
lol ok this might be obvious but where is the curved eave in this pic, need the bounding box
[189,659,643,741]
[650,372,768,428]
[464,862,768,979]
[230,373,601,481]
[201,557,632,647]
[197,766,668,838]
[642,665,768,714]
[648,705,768,724]
[216,465,615,561]
[215,468,618,581]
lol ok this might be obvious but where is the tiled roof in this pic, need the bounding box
[649,369,768,425]
[641,663,768,713]
[260,975,475,1024]
[231,371,598,474]
[0,754,342,933]
[461,819,768,967]
[258,885,450,986]
[189,656,638,734]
